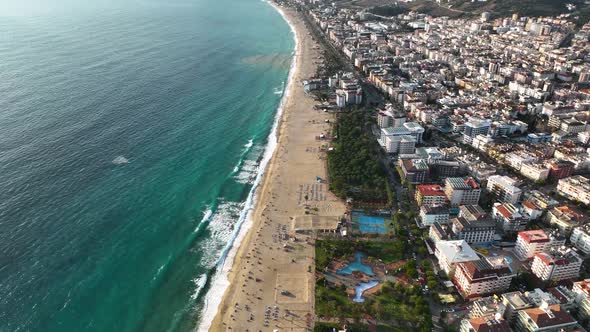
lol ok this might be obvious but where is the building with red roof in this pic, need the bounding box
[415,184,447,207]
[514,230,565,261]
[459,315,511,332]
[492,203,529,232]
[531,248,582,282]
[546,205,586,236]
[515,304,577,332]
[454,256,514,298]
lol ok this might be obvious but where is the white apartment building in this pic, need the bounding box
[472,134,494,151]
[572,279,590,319]
[435,240,480,276]
[377,104,406,128]
[454,256,514,298]
[519,163,550,182]
[470,296,506,319]
[531,248,582,282]
[444,177,481,206]
[521,201,543,221]
[452,216,497,244]
[515,304,577,332]
[570,224,590,255]
[514,230,565,261]
[486,175,522,204]
[546,205,586,236]
[572,279,590,320]
[557,175,590,205]
[463,117,491,145]
[492,203,529,232]
[560,118,587,134]
[419,206,450,226]
[379,129,417,154]
[506,152,536,171]
[501,291,533,323]
[572,279,590,303]
[377,109,393,128]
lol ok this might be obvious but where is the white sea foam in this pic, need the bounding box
[112,155,129,165]
[233,160,259,184]
[153,263,166,281]
[195,201,244,268]
[196,2,299,330]
[231,138,256,175]
[193,207,213,233]
[190,274,208,301]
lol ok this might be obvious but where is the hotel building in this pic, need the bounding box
[415,184,447,207]
[454,256,514,298]
[514,230,565,261]
[557,175,590,205]
[486,175,522,204]
[531,248,582,282]
[444,177,481,207]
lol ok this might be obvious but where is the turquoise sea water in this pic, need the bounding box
[0,0,294,331]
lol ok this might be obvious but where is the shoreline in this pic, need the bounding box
[196,2,300,331]
[204,3,346,331]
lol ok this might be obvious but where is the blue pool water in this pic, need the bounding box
[359,215,386,234]
[353,281,379,302]
[336,252,375,276]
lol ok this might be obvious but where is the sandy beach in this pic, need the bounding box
[207,5,346,332]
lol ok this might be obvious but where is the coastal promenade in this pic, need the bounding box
[208,6,346,332]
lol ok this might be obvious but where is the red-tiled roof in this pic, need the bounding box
[495,204,513,219]
[468,317,511,332]
[523,304,575,328]
[522,200,539,210]
[518,230,549,244]
[417,184,445,196]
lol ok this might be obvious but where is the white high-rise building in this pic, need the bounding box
[514,230,565,261]
[557,175,590,205]
[486,175,522,204]
[570,224,590,255]
[531,248,582,282]
[463,117,491,145]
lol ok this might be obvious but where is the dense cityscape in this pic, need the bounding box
[279,0,590,331]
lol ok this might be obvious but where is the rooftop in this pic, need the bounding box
[501,291,532,310]
[521,304,575,328]
[446,177,479,190]
[534,247,581,266]
[518,230,549,244]
[573,279,590,297]
[459,257,513,280]
[436,240,480,264]
[421,205,449,215]
[417,184,446,196]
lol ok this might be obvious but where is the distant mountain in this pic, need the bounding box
[445,0,581,17]
[395,0,588,19]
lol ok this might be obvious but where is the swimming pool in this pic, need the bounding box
[353,281,379,302]
[336,252,375,276]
